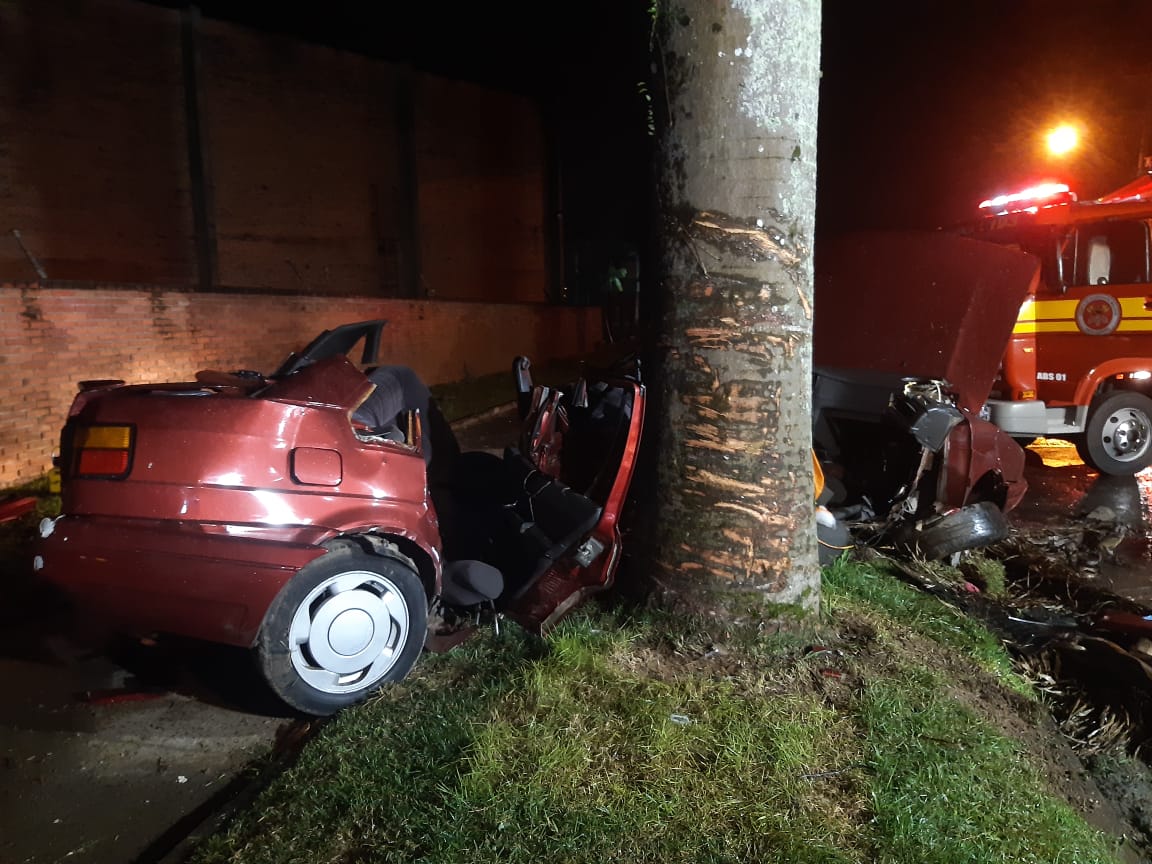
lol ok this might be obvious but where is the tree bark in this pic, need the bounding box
[649,0,822,615]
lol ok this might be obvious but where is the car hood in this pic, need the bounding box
[814,230,1040,413]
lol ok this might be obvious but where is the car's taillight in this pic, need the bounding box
[73,424,135,478]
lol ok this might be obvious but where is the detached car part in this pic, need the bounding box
[814,373,1018,559]
[812,231,1032,559]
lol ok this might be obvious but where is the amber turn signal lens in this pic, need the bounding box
[75,425,132,449]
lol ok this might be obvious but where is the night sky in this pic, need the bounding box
[145,1,1152,240]
[819,0,1152,232]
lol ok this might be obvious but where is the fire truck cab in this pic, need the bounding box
[962,180,1152,475]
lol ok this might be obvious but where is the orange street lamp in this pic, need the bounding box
[1046,124,1079,156]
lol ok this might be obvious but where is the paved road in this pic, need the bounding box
[1012,438,1152,606]
[0,594,292,864]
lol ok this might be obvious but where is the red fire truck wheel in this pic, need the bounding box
[1080,391,1152,476]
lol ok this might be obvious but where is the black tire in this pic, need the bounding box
[1081,391,1152,476]
[895,501,1009,560]
[256,549,427,716]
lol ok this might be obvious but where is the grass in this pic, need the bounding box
[190,558,1123,864]
[823,556,1029,697]
[863,678,1109,864]
[0,475,59,581]
[964,552,1009,598]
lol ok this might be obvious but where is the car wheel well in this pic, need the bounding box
[968,469,1008,510]
[1094,376,1152,402]
[325,533,437,600]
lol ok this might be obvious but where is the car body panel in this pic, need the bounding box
[38,514,328,645]
[38,349,444,646]
[505,377,646,633]
[941,414,1028,512]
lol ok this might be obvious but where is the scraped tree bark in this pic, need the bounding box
[649,0,822,614]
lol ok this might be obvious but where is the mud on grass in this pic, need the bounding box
[975,530,1152,861]
[190,559,1129,864]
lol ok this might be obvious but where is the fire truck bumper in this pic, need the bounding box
[984,399,1087,437]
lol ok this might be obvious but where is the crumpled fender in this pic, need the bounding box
[943,415,1027,512]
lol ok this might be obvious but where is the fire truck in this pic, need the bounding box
[961,177,1152,475]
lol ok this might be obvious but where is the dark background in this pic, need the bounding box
[141,1,1152,239]
[819,0,1152,231]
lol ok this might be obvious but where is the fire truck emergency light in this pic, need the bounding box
[978,182,1075,215]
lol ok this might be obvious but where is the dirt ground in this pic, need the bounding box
[965,577,1152,864]
[975,439,1152,861]
[939,585,1152,864]
[856,563,1150,864]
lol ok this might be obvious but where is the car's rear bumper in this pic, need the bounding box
[36,515,328,647]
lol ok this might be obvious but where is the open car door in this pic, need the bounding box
[494,363,646,634]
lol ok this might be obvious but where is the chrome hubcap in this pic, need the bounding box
[1102,408,1151,462]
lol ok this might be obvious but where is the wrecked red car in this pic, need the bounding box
[813,231,1036,557]
[35,322,645,715]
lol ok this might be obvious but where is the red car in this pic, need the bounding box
[35,322,645,715]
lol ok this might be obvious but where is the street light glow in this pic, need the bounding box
[1047,124,1078,156]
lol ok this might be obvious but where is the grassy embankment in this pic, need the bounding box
[192,557,1125,864]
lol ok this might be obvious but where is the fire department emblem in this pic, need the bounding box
[1075,293,1121,336]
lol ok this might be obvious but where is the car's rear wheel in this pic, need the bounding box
[1080,392,1152,475]
[256,549,427,715]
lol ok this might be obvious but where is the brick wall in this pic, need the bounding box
[416,77,549,303]
[0,2,594,486]
[0,2,192,283]
[0,0,552,301]
[0,282,601,485]
[199,19,406,296]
